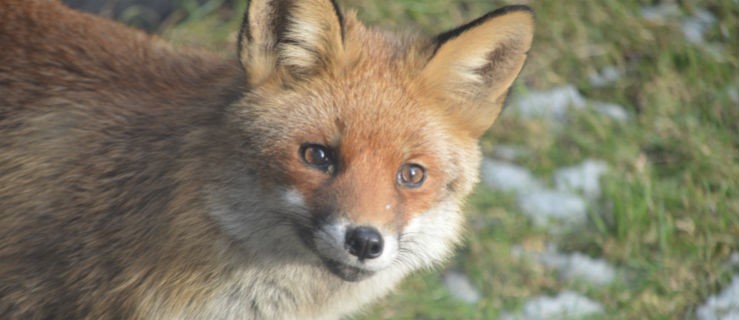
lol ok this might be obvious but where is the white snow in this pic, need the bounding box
[641,3,682,22]
[482,158,608,229]
[592,102,630,122]
[697,275,739,320]
[681,8,717,44]
[728,87,739,105]
[517,190,587,228]
[442,270,482,304]
[731,252,739,267]
[512,245,617,287]
[641,4,718,45]
[492,144,530,162]
[538,249,616,286]
[500,291,604,320]
[588,66,622,87]
[510,85,630,122]
[554,160,609,199]
[481,159,542,193]
[510,85,586,120]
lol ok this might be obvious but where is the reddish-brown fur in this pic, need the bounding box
[1,0,533,318]
[1,1,244,317]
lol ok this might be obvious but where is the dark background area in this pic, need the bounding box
[62,0,236,31]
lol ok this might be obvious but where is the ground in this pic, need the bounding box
[75,0,739,318]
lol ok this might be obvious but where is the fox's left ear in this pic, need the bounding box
[419,6,534,137]
[238,0,345,85]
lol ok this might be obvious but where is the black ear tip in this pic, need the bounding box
[434,4,535,48]
[495,4,534,13]
[486,5,535,21]
[328,0,345,41]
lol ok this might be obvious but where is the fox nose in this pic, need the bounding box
[345,226,384,260]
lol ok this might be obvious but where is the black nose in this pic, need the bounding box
[345,226,384,260]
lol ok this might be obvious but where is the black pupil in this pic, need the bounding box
[405,166,419,182]
[401,164,424,186]
[308,146,328,164]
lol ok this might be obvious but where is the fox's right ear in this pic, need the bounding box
[238,0,345,85]
[419,6,534,138]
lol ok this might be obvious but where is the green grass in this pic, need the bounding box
[159,0,739,318]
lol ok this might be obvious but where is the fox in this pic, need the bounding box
[0,0,534,319]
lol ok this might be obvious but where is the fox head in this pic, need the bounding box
[209,0,534,282]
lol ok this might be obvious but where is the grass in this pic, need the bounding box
[152,0,739,318]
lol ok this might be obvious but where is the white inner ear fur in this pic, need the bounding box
[279,1,343,73]
[243,0,344,83]
[242,0,278,83]
[280,18,323,70]
[280,2,329,69]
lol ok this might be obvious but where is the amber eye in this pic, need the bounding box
[300,143,335,173]
[397,163,426,188]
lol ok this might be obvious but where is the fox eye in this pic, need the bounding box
[397,163,426,188]
[300,143,335,173]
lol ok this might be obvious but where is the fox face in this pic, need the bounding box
[209,0,534,283]
[234,70,476,281]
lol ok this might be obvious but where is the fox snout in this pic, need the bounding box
[345,226,384,260]
[309,216,400,281]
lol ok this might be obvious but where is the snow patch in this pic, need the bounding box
[501,291,604,320]
[697,275,739,320]
[641,4,682,21]
[592,101,630,122]
[481,158,611,229]
[588,66,622,87]
[538,249,616,286]
[492,145,530,162]
[442,270,481,304]
[554,160,609,199]
[513,245,617,286]
[511,85,586,120]
[681,8,717,44]
[510,85,629,122]
[517,190,587,228]
[481,159,542,193]
[730,252,739,267]
[641,4,719,46]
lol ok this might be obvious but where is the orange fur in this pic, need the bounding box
[1,0,533,318]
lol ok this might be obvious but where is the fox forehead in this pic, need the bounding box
[251,56,455,174]
[245,20,448,150]
[287,76,443,148]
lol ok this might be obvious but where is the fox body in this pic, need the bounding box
[0,0,533,319]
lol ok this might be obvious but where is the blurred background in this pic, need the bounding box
[62,0,738,318]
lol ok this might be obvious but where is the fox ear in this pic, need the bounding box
[420,6,534,137]
[238,0,345,84]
